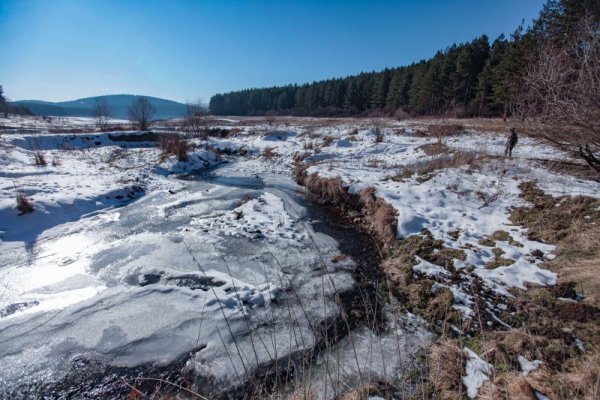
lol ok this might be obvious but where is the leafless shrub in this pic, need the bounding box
[0,129,7,150]
[516,15,600,173]
[128,97,156,131]
[92,98,112,131]
[262,146,276,159]
[29,136,47,166]
[160,133,188,162]
[183,99,209,137]
[16,190,33,213]
[374,127,384,143]
[33,151,46,166]
[303,141,314,150]
[322,135,334,146]
[51,154,61,166]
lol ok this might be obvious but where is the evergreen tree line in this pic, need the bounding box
[209,0,598,118]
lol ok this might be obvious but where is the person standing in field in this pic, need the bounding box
[504,128,518,158]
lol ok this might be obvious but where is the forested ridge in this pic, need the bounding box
[209,0,598,118]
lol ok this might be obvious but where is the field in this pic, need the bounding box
[0,115,599,399]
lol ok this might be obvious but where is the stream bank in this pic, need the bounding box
[0,155,430,400]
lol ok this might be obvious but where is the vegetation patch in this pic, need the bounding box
[382,231,466,331]
[485,256,515,269]
[418,182,600,400]
[295,161,397,246]
[427,341,466,399]
[426,123,464,138]
[391,151,477,182]
[262,146,277,159]
[159,133,188,162]
[510,181,600,304]
[478,230,522,248]
[16,191,34,213]
[418,141,450,156]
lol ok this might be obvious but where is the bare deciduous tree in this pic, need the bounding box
[128,97,156,131]
[92,98,112,131]
[183,99,209,137]
[516,15,600,172]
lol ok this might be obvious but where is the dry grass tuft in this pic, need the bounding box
[524,356,600,400]
[392,151,478,182]
[262,146,276,159]
[16,191,34,213]
[339,384,384,400]
[418,142,450,156]
[292,152,311,163]
[33,151,47,166]
[285,388,316,400]
[359,187,397,244]
[428,341,465,399]
[374,127,384,143]
[427,123,464,137]
[479,372,537,400]
[160,134,189,162]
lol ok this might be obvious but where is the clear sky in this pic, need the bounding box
[0,0,546,103]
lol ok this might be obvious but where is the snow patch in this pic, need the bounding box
[463,347,493,399]
[518,355,543,376]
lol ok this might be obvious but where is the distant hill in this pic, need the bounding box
[12,95,188,119]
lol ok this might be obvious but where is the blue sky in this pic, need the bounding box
[0,0,546,103]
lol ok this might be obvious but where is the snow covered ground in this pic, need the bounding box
[218,122,599,320]
[0,119,429,398]
[1,116,599,398]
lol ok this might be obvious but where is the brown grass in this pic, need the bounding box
[427,123,464,137]
[160,134,189,162]
[374,127,384,143]
[339,384,385,400]
[33,151,47,166]
[425,182,600,400]
[479,372,537,400]
[392,151,478,182]
[510,181,600,305]
[295,163,397,246]
[459,118,510,134]
[16,191,34,213]
[292,152,311,163]
[358,187,397,244]
[262,146,276,159]
[428,341,465,399]
[418,142,450,156]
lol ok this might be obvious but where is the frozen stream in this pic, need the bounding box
[0,158,430,399]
